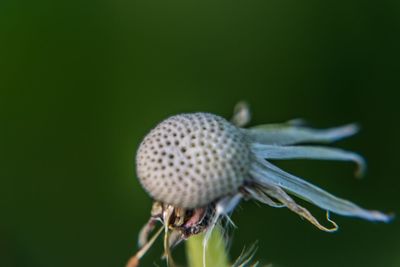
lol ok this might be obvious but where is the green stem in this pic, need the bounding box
[185,229,230,267]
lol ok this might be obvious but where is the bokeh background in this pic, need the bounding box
[1,0,399,266]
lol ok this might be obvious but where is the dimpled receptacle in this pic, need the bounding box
[136,113,251,208]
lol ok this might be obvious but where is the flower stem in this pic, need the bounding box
[185,229,230,267]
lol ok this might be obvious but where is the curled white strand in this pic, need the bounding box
[202,194,242,267]
[163,206,176,267]
[231,101,251,127]
[138,218,157,248]
[251,143,366,177]
[247,123,359,145]
[250,158,393,223]
[244,186,285,208]
[231,241,259,267]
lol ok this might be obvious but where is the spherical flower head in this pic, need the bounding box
[136,113,252,208]
[129,104,393,267]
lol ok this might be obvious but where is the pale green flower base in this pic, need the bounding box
[186,229,230,267]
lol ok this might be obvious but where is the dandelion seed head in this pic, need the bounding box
[136,112,252,208]
[129,103,392,267]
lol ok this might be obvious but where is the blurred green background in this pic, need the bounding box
[1,0,399,266]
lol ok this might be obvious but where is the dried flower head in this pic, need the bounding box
[127,102,393,267]
[136,113,251,208]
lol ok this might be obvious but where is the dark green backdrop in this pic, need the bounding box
[1,0,399,266]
